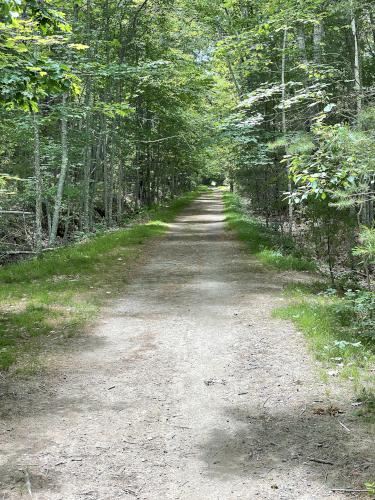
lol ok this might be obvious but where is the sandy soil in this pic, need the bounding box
[0,191,374,500]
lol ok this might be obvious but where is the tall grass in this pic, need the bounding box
[222,192,315,271]
[274,284,375,415]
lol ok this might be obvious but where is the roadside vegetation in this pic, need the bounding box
[223,190,375,416]
[223,192,315,272]
[276,284,375,416]
[0,188,205,373]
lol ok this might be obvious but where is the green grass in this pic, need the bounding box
[222,192,315,271]
[0,187,207,373]
[274,283,375,416]
[222,191,374,414]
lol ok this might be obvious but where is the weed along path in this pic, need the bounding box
[0,191,374,500]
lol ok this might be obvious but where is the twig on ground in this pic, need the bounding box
[308,457,335,465]
[122,488,136,496]
[331,488,368,493]
[338,421,351,432]
[263,395,271,407]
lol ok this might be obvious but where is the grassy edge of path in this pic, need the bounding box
[222,191,375,418]
[0,187,207,374]
[222,191,315,272]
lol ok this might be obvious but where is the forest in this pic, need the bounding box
[1,0,374,274]
[0,0,375,498]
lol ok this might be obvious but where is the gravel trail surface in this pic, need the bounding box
[1,191,373,499]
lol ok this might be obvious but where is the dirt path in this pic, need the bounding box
[0,191,373,499]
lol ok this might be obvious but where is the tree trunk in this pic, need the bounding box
[369,11,375,47]
[226,55,242,99]
[351,4,362,114]
[45,199,52,238]
[117,162,124,223]
[33,113,43,255]
[313,21,324,64]
[49,94,69,246]
[83,88,93,232]
[296,24,308,66]
[350,3,369,224]
[281,28,293,233]
[104,129,114,227]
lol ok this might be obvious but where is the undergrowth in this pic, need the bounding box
[0,187,206,372]
[275,283,375,416]
[222,192,315,271]
[223,192,375,416]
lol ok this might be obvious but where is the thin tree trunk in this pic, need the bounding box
[103,124,110,225]
[313,21,324,64]
[351,4,362,114]
[369,11,375,47]
[49,94,69,246]
[63,204,71,241]
[281,28,293,233]
[45,199,52,238]
[89,140,100,226]
[296,24,308,66]
[33,113,43,255]
[327,230,335,285]
[226,56,242,98]
[104,131,114,226]
[350,3,369,224]
[82,0,93,232]
[117,162,124,222]
[83,88,93,232]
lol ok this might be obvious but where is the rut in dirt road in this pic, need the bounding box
[0,191,373,500]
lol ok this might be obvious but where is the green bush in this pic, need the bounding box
[345,290,375,339]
